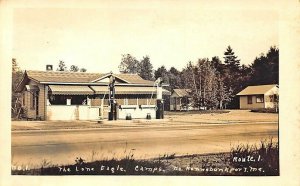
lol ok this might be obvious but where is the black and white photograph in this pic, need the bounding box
[1,0,300,185]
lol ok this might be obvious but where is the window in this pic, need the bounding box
[71,96,87,105]
[247,95,252,104]
[48,95,88,105]
[124,98,128,105]
[256,95,264,103]
[30,93,36,109]
[49,95,67,105]
[23,92,25,106]
[269,94,278,102]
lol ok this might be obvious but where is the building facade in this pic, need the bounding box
[236,84,279,110]
[170,89,193,111]
[16,70,170,120]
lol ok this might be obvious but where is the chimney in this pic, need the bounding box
[46,65,53,71]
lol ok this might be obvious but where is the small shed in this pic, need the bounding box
[236,84,279,109]
[170,89,192,111]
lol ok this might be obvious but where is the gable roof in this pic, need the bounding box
[91,73,153,85]
[172,89,191,97]
[24,70,154,85]
[16,70,155,92]
[116,74,154,85]
[236,84,278,96]
[92,73,130,83]
[26,70,103,83]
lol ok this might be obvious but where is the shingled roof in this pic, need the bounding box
[172,89,191,97]
[25,70,154,85]
[16,70,155,92]
[236,84,278,96]
[26,70,103,83]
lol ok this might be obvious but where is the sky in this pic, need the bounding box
[12,0,279,73]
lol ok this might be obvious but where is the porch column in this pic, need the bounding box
[87,96,91,106]
[44,85,48,120]
[179,98,182,110]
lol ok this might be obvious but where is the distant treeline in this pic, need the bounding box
[119,46,279,109]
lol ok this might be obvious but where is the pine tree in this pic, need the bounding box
[224,45,240,72]
[222,46,242,108]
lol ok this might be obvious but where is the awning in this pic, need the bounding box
[48,85,94,95]
[90,86,171,95]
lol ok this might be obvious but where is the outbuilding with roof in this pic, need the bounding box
[236,84,279,110]
[170,89,194,111]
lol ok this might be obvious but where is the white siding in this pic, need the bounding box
[46,105,101,120]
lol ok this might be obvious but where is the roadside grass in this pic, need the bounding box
[230,138,279,176]
[12,138,278,176]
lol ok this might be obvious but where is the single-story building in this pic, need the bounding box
[16,68,170,120]
[170,89,193,111]
[236,84,279,109]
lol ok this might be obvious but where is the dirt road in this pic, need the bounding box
[11,121,278,167]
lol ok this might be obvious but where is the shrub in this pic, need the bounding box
[250,108,278,113]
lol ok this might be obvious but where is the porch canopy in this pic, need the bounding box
[90,86,170,95]
[48,85,94,95]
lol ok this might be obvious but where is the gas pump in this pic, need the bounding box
[155,77,164,119]
[108,74,117,120]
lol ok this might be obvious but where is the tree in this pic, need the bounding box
[12,58,23,92]
[181,61,195,92]
[197,58,219,109]
[222,46,242,108]
[266,46,279,84]
[70,65,79,72]
[80,68,87,72]
[11,58,24,117]
[216,73,233,109]
[237,64,252,90]
[223,45,240,72]
[180,58,235,110]
[56,61,87,72]
[138,56,153,80]
[57,60,67,71]
[168,67,182,90]
[250,46,279,85]
[118,54,140,74]
[154,65,169,85]
[223,46,241,90]
[211,56,225,75]
[181,59,220,109]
